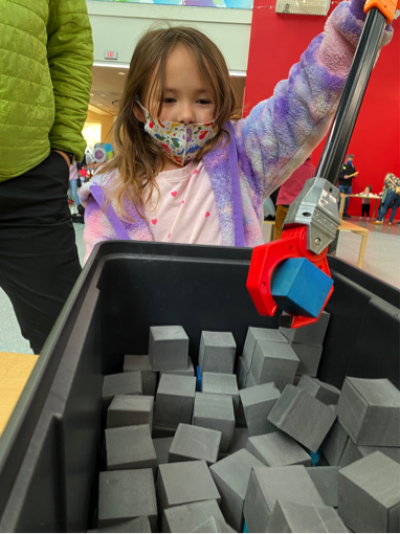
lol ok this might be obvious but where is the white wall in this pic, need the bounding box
[87,1,252,72]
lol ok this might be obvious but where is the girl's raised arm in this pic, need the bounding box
[233,0,393,201]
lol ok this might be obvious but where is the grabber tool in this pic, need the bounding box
[247,0,399,329]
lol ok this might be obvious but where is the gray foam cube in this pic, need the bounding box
[157,460,220,512]
[268,385,337,453]
[243,327,288,369]
[243,466,325,533]
[98,469,157,529]
[297,375,340,405]
[306,466,340,507]
[358,445,400,465]
[229,427,250,454]
[88,516,152,533]
[339,438,365,468]
[340,437,400,469]
[266,500,347,533]
[321,420,350,466]
[153,437,174,466]
[123,355,157,396]
[192,516,236,533]
[201,373,240,412]
[102,372,142,407]
[169,423,222,465]
[279,311,330,345]
[246,431,311,467]
[162,356,195,377]
[153,374,196,429]
[236,356,248,389]
[210,448,265,532]
[337,377,400,447]
[107,395,154,430]
[162,499,225,533]
[199,331,236,374]
[293,375,301,386]
[240,383,281,436]
[338,451,400,532]
[193,393,235,453]
[105,424,157,474]
[247,341,299,392]
[149,325,189,372]
[289,343,323,377]
[236,402,247,428]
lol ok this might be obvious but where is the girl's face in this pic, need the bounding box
[139,45,217,125]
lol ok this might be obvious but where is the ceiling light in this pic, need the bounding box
[276,0,330,15]
[93,62,247,77]
[93,62,130,69]
[118,72,125,75]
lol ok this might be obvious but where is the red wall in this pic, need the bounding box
[244,0,400,217]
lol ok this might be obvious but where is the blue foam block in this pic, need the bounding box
[196,365,202,392]
[243,521,249,533]
[310,448,322,466]
[271,258,333,318]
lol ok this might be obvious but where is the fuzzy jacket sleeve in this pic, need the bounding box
[233,0,393,202]
[79,174,119,263]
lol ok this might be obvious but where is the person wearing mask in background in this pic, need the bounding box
[273,157,316,240]
[0,1,93,353]
[373,173,400,226]
[338,154,357,218]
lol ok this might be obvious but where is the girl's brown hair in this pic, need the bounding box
[102,25,242,220]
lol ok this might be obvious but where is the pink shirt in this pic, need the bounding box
[69,163,79,182]
[144,160,223,245]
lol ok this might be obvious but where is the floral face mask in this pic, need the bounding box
[137,102,219,166]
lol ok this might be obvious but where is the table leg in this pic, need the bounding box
[339,196,346,219]
[357,232,368,268]
[372,199,380,220]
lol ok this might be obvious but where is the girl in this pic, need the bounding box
[80,0,393,262]
[360,185,372,219]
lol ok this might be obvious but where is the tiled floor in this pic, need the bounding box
[1,219,399,354]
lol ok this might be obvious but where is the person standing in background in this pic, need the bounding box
[338,154,357,218]
[273,157,316,240]
[69,163,85,217]
[373,173,400,226]
[0,1,93,353]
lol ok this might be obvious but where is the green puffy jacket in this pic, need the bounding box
[0,0,93,181]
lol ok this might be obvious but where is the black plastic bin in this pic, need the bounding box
[0,242,399,532]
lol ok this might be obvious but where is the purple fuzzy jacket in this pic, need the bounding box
[80,0,392,263]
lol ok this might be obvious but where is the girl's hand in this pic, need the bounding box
[350,0,394,27]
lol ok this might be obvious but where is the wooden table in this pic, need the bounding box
[0,352,39,437]
[263,219,276,242]
[337,220,369,268]
[339,194,381,220]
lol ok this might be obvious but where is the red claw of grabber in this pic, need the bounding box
[246,226,334,329]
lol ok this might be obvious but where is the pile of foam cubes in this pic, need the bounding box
[90,313,400,533]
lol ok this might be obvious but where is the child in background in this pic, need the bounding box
[360,185,372,219]
[80,0,393,263]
